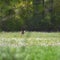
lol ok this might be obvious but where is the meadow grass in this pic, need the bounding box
[0,32,60,60]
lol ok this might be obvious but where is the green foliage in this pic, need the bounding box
[0,0,60,31]
[1,19,23,31]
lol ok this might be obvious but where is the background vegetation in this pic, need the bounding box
[0,0,60,31]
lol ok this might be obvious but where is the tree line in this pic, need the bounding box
[0,0,60,31]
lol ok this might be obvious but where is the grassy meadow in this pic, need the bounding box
[0,32,60,60]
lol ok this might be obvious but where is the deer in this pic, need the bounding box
[21,26,25,34]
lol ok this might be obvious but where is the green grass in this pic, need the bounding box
[0,46,60,60]
[0,32,60,60]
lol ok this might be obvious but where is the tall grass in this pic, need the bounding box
[0,46,60,60]
[0,32,60,60]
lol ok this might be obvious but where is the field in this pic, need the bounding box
[0,32,60,60]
